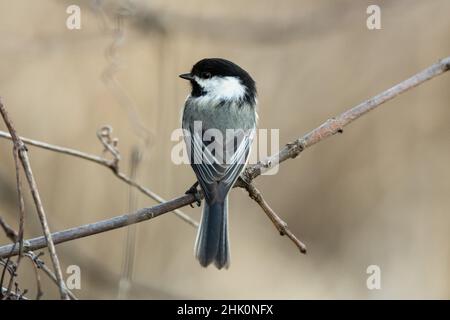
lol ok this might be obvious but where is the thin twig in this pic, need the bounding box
[0,217,20,298]
[0,131,110,164]
[26,251,78,300]
[97,126,121,171]
[0,258,16,275]
[0,56,449,259]
[0,218,73,299]
[0,217,18,242]
[0,129,198,228]
[244,183,307,254]
[0,253,16,299]
[0,100,69,300]
[5,142,27,296]
[12,144,25,257]
[1,286,28,300]
[1,215,78,300]
[23,253,43,300]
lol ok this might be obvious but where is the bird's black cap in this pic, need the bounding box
[180,58,257,103]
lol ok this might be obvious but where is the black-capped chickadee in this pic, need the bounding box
[180,58,257,269]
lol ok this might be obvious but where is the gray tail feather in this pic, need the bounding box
[194,197,230,269]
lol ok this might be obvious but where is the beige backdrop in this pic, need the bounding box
[0,0,449,299]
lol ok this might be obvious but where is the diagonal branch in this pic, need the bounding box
[0,101,69,300]
[240,56,450,181]
[0,56,449,260]
[0,193,195,258]
[243,183,307,254]
[0,217,18,243]
[23,253,43,300]
[26,251,78,300]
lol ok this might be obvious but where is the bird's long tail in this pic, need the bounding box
[194,197,229,269]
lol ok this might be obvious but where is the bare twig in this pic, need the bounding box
[0,241,17,299]
[0,252,17,299]
[0,129,198,228]
[1,286,28,300]
[0,100,69,300]
[0,56,449,259]
[0,217,77,300]
[4,139,27,296]
[0,217,18,242]
[97,126,121,171]
[0,131,109,164]
[241,56,450,181]
[23,253,43,300]
[244,183,307,254]
[0,258,16,275]
[26,252,78,300]
[13,147,25,260]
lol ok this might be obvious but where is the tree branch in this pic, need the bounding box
[240,56,450,181]
[0,217,18,242]
[0,56,449,260]
[23,253,43,300]
[25,251,78,300]
[1,287,28,300]
[0,193,195,258]
[0,129,198,228]
[0,100,69,299]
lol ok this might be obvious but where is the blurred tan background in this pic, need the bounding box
[0,0,449,299]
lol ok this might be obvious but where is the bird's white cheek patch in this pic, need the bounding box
[196,76,246,101]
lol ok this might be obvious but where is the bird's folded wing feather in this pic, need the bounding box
[186,128,255,201]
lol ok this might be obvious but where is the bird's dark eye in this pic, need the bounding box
[201,72,212,79]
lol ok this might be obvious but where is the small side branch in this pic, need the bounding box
[244,183,307,254]
[23,253,43,300]
[0,217,18,242]
[26,252,78,300]
[1,286,28,300]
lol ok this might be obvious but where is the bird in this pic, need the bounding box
[180,58,257,269]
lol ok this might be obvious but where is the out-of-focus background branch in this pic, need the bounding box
[0,0,449,299]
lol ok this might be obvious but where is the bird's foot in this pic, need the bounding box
[185,181,202,207]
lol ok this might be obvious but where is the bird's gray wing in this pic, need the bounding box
[186,128,255,202]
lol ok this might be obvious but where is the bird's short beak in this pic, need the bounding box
[179,73,194,81]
